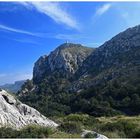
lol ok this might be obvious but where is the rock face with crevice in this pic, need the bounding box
[0,89,58,129]
[33,43,94,84]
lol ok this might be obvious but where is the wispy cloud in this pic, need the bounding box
[0,24,39,37]
[18,2,79,30]
[95,3,112,16]
[0,24,56,40]
[11,38,41,45]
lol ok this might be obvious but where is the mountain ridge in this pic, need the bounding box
[33,43,94,84]
[72,24,140,91]
[19,24,140,117]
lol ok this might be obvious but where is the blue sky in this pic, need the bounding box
[0,1,140,85]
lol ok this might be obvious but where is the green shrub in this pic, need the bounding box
[58,122,82,134]
[0,127,18,138]
[100,120,139,138]
[84,132,98,138]
[0,125,53,138]
[18,125,52,138]
[64,114,89,122]
[63,114,99,129]
[131,129,140,138]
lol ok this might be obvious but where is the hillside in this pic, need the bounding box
[0,89,108,138]
[20,43,94,96]
[73,25,140,91]
[19,25,140,117]
[33,43,94,84]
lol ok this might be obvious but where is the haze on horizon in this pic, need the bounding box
[0,1,140,85]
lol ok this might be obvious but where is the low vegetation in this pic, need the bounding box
[19,78,140,118]
[58,122,82,134]
[84,132,98,138]
[0,125,53,138]
[53,114,140,138]
[1,114,140,138]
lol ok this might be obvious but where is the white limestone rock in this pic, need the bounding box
[33,43,94,83]
[0,89,58,129]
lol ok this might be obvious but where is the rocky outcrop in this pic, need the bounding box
[33,43,94,83]
[77,25,140,77]
[81,129,108,139]
[0,89,58,129]
[69,25,140,92]
[20,25,140,94]
[20,25,140,95]
[18,24,140,117]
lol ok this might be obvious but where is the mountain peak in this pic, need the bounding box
[33,43,94,83]
[76,24,140,81]
[57,43,85,50]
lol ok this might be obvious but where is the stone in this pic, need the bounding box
[0,89,58,129]
[33,43,94,83]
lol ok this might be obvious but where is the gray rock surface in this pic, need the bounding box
[77,25,140,77]
[19,25,140,97]
[0,89,58,129]
[70,25,140,92]
[33,43,94,83]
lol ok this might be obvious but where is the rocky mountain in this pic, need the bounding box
[33,43,94,84]
[70,25,140,92]
[32,25,140,93]
[78,25,140,77]
[0,89,58,129]
[26,43,94,95]
[19,25,140,117]
[0,80,26,93]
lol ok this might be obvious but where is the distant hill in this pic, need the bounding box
[0,80,26,93]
